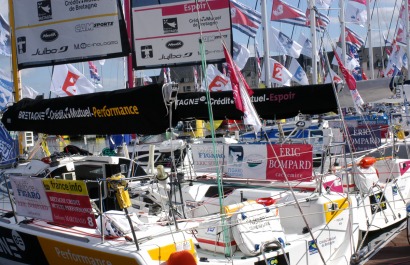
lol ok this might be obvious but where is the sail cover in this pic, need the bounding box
[174,83,338,120]
[2,83,338,135]
[13,0,130,69]
[1,84,170,135]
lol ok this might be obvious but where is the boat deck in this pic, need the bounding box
[364,222,410,265]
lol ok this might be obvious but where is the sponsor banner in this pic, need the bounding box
[345,126,382,152]
[10,176,53,221]
[42,179,97,228]
[0,227,49,264]
[38,236,141,265]
[224,144,267,179]
[266,144,313,181]
[369,192,387,214]
[191,144,225,173]
[132,0,231,69]
[13,0,128,69]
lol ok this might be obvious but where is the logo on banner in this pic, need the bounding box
[37,0,52,21]
[209,75,229,91]
[17,37,26,54]
[163,18,178,34]
[32,46,68,56]
[41,29,58,42]
[166,40,183,49]
[62,71,80,96]
[399,161,410,175]
[272,5,284,16]
[141,45,153,59]
[75,22,114,32]
[294,66,305,81]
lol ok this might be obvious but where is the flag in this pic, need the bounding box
[163,68,168,83]
[325,68,343,84]
[270,27,302,58]
[0,122,18,167]
[166,67,171,83]
[0,70,13,110]
[143,75,152,85]
[298,33,318,60]
[204,64,231,92]
[271,0,307,27]
[350,0,366,4]
[88,61,101,82]
[289,58,309,85]
[50,64,96,97]
[332,47,359,70]
[233,41,250,70]
[261,58,293,86]
[396,22,406,45]
[230,0,262,38]
[223,43,261,132]
[305,8,330,31]
[345,26,364,50]
[22,85,39,99]
[255,41,262,78]
[0,14,11,57]
[315,0,333,10]
[333,48,357,90]
[345,2,367,26]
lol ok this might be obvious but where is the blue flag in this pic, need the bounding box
[0,122,18,167]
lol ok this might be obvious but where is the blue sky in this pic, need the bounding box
[0,0,398,98]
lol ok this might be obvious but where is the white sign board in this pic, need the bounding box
[132,0,232,69]
[13,0,127,69]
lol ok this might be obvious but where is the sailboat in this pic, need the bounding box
[0,1,406,265]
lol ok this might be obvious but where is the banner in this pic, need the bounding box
[10,176,53,221]
[13,0,129,69]
[345,126,382,152]
[191,144,225,173]
[266,144,313,181]
[42,178,97,228]
[133,0,231,69]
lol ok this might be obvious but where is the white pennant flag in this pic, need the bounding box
[325,68,343,84]
[297,33,318,61]
[289,58,309,85]
[261,58,293,86]
[331,47,359,70]
[270,27,302,58]
[345,3,367,26]
[233,41,250,70]
[50,64,96,97]
[203,64,231,92]
[22,85,39,99]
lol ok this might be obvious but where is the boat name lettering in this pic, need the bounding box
[0,236,22,259]
[92,105,139,117]
[159,52,193,60]
[46,181,83,193]
[198,152,224,159]
[184,2,206,12]
[49,196,80,205]
[244,215,270,230]
[351,137,381,145]
[268,159,312,170]
[280,147,301,157]
[55,247,113,265]
[16,189,41,199]
[18,111,45,120]
[32,46,68,56]
[75,21,114,32]
[74,41,118,49]
[269,92,296,103]
[352,128,371,135]
[45,107,92,120]
[319,236,336,247]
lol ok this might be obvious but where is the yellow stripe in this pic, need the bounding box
[16,13,118,30]
[147,239,197,262]
[324,198,349,223]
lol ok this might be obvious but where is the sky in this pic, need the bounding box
[0,0,399,98]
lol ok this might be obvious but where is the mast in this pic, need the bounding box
[309,0,318,84]
[124,0,134,88]
[340,0,347,64]
[261,0,270,86]
[8,0,24,155]
[366,0,374,79]
[406,0,410,72]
